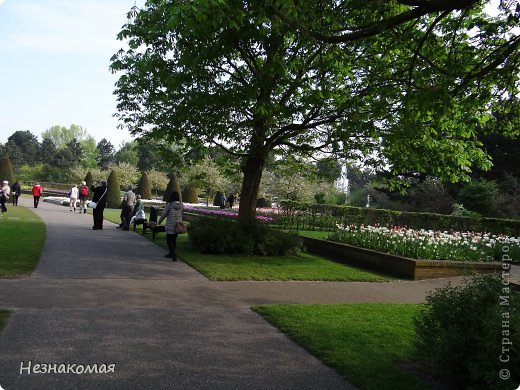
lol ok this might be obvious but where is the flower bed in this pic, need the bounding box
[327,225,519,262]
[183,205,275,223]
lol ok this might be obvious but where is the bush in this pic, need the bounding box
[414,275,519,389]
[188,217,302,256]
[182,185,199,203]
[106,170,121,208]
[0,157,15,184]
[163,174,181,202]
[256,197,272,208]
[137,171,152,199]
[84,171,94,188]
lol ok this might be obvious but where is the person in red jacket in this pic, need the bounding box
[31,183,43,208]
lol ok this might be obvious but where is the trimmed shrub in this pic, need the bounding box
[163,174,181,202]
[137,171,152,199]
[188,217,303,256]
[182,185,199,203]
[0,157,15,184]
[414,275,519,389]
[256,197,272,208]
[84,171,94,188]
[106,170,121,208]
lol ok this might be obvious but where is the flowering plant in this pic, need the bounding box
[327,224,519,262]
[184,205,275,223]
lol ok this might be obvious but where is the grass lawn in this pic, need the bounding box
[101,210,391,281]
[0,206,46,277]
[254,303,432,390]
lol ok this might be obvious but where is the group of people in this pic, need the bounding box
[219,192,238,209]
[68,181,90,213]
[0,180,39,213]
[116,185,145,231]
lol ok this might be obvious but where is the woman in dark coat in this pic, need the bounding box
[90,180,108,230]
[11,181,21,206]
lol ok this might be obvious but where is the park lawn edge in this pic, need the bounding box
[252,303,436,390]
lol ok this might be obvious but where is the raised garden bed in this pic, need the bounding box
[302,236,502,280]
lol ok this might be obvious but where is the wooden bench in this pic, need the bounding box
[140,206,166,238]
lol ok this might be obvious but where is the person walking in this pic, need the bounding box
[78,181,89,214]
[90,181,108,230]
[69,185,79,211]
[227,192,235,209]
[0,180,10,214]
[11,181,21,206]
[121,185,136,231]
[158,191,184,261]
[31,183,43,208]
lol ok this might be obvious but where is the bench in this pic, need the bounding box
[140,206,166,238]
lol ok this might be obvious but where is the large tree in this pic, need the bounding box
[96,139,115,170]
[111,0,519,224]
[42,124,87,149]
[4,130,40,166]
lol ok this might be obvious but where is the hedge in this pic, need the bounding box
[279,201,520,236]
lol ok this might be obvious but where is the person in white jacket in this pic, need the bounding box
[158,191,184,261]
[69,185,79,211]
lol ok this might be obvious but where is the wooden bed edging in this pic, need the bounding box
[302,236,502,280]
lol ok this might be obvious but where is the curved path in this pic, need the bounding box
[0,198,465,389]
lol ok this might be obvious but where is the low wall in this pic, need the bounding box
[302,236,502,280]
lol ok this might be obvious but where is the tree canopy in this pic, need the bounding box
[111,0,519,223]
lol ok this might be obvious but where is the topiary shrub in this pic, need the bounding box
[137,171,152,199]
[84,171,94,188]
[414,275,519,389]
[256,197,272,208]
[106,170,121,208]
[0,157,15,184]
[163,174,181,202]
[188,217,303,256]
[182,185,199,203]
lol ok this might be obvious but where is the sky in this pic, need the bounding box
[0,0,145,147]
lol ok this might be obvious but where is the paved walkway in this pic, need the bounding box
[0,198,472,389]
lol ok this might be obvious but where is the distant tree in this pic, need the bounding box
[316,159,342,182]
[66,138,83,163]
[115,141,138,166]
[79,136,98,169]
[39,138,58,164]
[42,124,87,149]
[163,174,181,202]
[5,130,40,166]
[146,168,169,196]
[181,157,229,205]
[136,138,162,172]
[0,157,15,184]
[106,170,121,208]
[96,139,115,170]
[136,171,152,199]
[458,179,498,216]
[108,162,139,189]
[409,177,454,214]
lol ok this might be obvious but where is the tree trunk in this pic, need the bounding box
[238,154,266,226]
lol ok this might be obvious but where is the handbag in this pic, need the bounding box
[175,221,187,234]
[87,201,97,209]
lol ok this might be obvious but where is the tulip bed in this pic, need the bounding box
[183,204,275,223]
[327,224,520,262]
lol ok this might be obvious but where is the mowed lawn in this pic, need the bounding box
[101,209,391,282]
[0,206,46,277]
[254,303,431,390]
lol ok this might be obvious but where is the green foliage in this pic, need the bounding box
[0,157,15,184]
[414,275,519,389]
[279,200,520,236]
[451,203,481,218]
[182,185,199,203]
[256,198,272,208]
[188,217,302,256]
[110,0,518,225]
[84,172,94,188]
[163,174,181,202]
[96,138,115,170]
[137,171,152,199]
[106,170,121,208]
[458,179,498,216]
